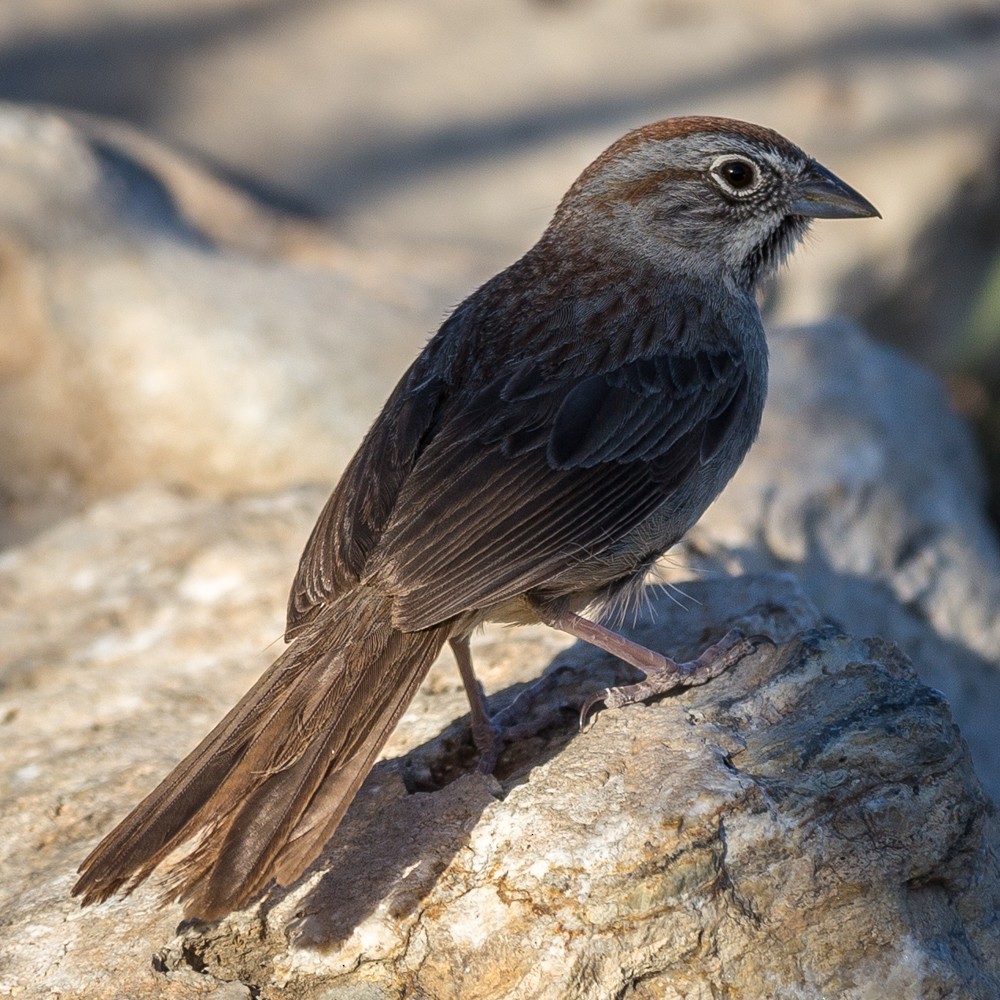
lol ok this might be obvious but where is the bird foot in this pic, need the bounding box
[472,670,568,773]
[578,629,774,727]
[451,637,568,774]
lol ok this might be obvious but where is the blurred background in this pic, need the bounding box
[0,0,999,539]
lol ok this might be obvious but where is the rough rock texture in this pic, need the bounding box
[2,498,997,997]
[0,90,998,998]
[0,486,572,999]
[4,317,1000,995]
[163,578,1000,1000]
[696,320,1000,805]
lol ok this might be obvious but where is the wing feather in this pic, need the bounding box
[372,345,749,630]
[288,290,752,637]
[286,358,451,638]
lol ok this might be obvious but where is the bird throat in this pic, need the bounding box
[740,215,807,289]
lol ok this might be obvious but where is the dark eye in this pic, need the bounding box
[713,157,759,193]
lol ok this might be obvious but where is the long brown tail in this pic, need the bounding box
[73,588,448,921]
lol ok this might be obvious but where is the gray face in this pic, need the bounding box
[561,124,875,290]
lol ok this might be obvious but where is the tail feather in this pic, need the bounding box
[73,589,448,920]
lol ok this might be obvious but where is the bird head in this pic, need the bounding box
[555,116,879,290]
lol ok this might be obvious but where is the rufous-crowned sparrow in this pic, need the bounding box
[74,116,878,920]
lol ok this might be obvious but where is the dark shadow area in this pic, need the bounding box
[90,139,214,246]
[851,135,1000,372]
[0,0,328,123]
[845,132,1000,528]
[262,644,611,950]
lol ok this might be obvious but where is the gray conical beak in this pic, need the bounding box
[790,161,881,220]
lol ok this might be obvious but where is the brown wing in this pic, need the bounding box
[370,345,750,630]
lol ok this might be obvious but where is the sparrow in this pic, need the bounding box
[74,116,879,920]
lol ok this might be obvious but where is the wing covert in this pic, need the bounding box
[371,344,750,631]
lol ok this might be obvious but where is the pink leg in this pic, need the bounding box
[531,605,772,725]
[450,636,571,773]
[450,637,503,773]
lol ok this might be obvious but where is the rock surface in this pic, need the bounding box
[4,313,1000,995]
[0,91,998,998]
[163,578,1000,1000]
[1,497,997,998]
[0,484,572,999]
[697,320,1000,808]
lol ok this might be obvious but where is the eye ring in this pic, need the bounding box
[710,155,761,195]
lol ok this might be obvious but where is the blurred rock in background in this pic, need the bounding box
[0,104,447,546]
[855,136,1000,523]
[0,1,996,304]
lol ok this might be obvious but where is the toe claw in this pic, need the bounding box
[477,747,501,775]
[579,689,609,730]
[576,631,777,733]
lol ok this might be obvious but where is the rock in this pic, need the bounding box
[204,581,999,1000]
[693,319,1000,805]
[0,483,574,997]
[0,104,448,546]
[1,492,996,997]
[0,104,998,992]
[2,313,999,996]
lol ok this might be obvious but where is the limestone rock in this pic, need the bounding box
[1,490,996,998]
[159,578,999,1000]
[2,319,1000,996]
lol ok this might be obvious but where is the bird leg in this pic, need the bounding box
[450,636,505,773]
[450,636,568,774]
[530,605,772,725]
[452,615,771,770]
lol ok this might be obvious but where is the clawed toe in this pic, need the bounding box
[469,715,506,774]
[471,670,572,771]
[579,629,777,728]
[579,689,610,729]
